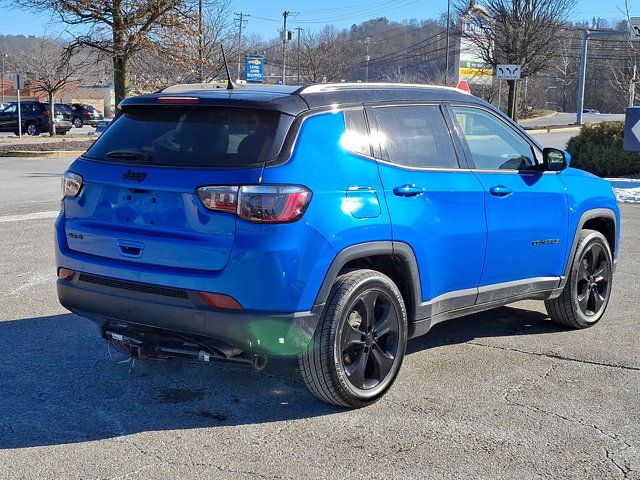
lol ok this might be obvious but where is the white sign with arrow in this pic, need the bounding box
[631,17,640,40]
[496,64,521,81]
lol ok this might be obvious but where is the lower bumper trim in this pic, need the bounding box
[57,280,318,355]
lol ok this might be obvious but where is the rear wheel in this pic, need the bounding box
[298,269,407,408]
[26,122,38,136]
[545,229,613,328]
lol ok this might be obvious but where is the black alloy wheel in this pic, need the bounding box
[576,242,610,317]
[299,269,407,408]
[546,229,613,328]
[340,289,400,390]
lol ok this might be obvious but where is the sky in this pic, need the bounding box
[0,0,639,39]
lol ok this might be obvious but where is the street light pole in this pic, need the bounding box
[445,0,451,84]
[576,29,623,124]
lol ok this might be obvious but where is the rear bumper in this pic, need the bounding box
[57,275,318,355]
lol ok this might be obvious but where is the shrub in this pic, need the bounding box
[566,122,640,177]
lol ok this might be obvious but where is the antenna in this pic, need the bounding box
[221,45,235,90]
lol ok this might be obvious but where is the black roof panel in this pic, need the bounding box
[119,82,482,116]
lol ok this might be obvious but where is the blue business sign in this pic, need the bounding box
[245,55,264,83]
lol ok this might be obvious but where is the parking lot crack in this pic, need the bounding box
[503,362,635,479]
[467,341,640,372]
[604,446,632,479]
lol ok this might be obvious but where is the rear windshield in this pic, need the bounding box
[84,106,289,168]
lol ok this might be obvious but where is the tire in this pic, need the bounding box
[59,129,68,136]
[545,229,613,329]
[73,117,83,128]
[26,122,38,136]
[298,269,408,408]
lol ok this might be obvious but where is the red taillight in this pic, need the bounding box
[199,292,243,310]
[156,96,200,104]
[197,185,311,223]
[82,111,90,117]
[43,109,49,117]
[57,267,75,280]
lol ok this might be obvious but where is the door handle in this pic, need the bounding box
[393,184,426,197]
[489,185,514,197]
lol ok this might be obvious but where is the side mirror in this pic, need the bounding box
[542,147,568,172]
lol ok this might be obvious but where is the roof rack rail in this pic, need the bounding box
[297,82,464,95]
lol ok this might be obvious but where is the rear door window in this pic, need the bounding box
[342,109,371,156]
[84,106,290,168]
[370,105,459,169]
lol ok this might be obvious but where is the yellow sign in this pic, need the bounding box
[458,67,493,78]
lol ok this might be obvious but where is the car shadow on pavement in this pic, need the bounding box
[0,306,562,449]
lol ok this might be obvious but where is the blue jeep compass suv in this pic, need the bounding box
[55,83,620,408]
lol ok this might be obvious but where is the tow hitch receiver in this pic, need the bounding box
[102,324,267,370]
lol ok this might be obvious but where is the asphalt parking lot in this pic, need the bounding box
[0,155,638,479]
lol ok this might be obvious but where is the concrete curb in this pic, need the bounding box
[0,150,84,158]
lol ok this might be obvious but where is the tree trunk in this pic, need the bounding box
[113,55,129,109]
[507,80,518,121]
[112,1,128,109]
[48,91,56,136]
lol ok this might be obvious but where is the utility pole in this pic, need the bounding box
[296,27,303,84]
[235,12,248,81]
[198,0,204,82]
[1,54,7,106]
[445,0,451,84]
[364,37,371,82]
[282,11,289,85]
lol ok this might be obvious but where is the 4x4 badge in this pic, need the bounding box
[121,169,147,182]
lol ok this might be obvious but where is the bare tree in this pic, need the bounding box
[130,0,233,90]
[11,37,86,135]
[293,27,353,84]
[456,0,576,120]
[9,0,198,106]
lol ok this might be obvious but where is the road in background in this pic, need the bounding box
[530,129,578,150]
[0,155,638,479]
[519,112,624,128]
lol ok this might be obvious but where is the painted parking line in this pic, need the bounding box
[0,210,59,223]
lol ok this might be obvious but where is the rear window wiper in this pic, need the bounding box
[105,149,153,162]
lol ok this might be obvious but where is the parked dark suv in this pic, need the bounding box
[0,101,72,135]
[68,103,104,128]
[56,83,620,408]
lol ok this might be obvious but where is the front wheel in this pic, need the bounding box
[545,229,613,329]
[298,269,407,408]
[73,117,83,128]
